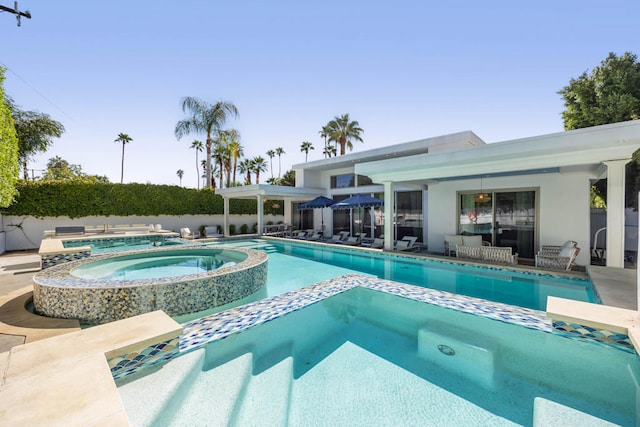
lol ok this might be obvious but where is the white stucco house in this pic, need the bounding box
[217,120,640,268]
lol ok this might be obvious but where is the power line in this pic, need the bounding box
[0,61,74,121]
[0,2,31,26]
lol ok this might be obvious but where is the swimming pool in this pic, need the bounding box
[203,238,595,312]
[118,280,639,426]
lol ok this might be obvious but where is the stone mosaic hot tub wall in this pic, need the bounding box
[33,246,267,325]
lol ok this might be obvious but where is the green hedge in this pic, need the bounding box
[1,181,284,219]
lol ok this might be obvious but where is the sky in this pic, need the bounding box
[1,1,639,188]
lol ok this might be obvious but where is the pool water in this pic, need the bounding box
[70,254,239,280]
[205,239,595,311]
[118,287,639,426]
[63,236,186,253]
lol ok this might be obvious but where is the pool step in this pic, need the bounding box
[417,320,497,390]
[117,348,206,427]
[163,352,254,427]
[231,356,294,426]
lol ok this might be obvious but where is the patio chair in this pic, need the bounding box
[444,235,464,256]
[342,236,361,246]
[303,231,323,241]
[535,245,580,271]
[204,226,223,238]
[538,240,577,256]
[180,227,200,239]
[395,236,419,252]
[368,238,385,249]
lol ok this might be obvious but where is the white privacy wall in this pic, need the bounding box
[427,171,593,265]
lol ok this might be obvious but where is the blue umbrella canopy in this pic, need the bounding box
[298,196,335,210]
[331,194,384,210]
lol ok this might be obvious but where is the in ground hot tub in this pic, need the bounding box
[33,247,267,325]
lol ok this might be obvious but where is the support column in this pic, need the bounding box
[223,197,230,237]
[284,198,293,226]
[257,195,264,235]
[383,182,395,250]
[604,160,631,268]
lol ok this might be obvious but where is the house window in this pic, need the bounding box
[330,174,355,189]
[357,175,373,186]
[396,191,423,242]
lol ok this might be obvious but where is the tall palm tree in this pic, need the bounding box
[114,133,133,183]
[266,149,276,178]
[176,169,184,186]
[252,156,268,184]
[213,142,228,189]
[174,97,238,189]
[326,113,364,156]
[275,147,285,178]
[226,129,243,185]
[238,158,252,185]
[190,140,203,189]
[318,125,330,158]
[300,141,314,162]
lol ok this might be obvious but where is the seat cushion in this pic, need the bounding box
[462,235,483,247]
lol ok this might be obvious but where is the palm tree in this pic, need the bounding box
[226,129,243,185]
[326,113,364,156]
[300,141,314,162]
[252,156,268,184]
[266,149,276,178]
[323,145,337,158]
[238,158,252,185]
[275,147,285,178]
[114,133,133,183]
[190,140,203,189]
[213,142,228,189]
[176,169,184,186]
[318,125,330,158]
[174,97,238,189]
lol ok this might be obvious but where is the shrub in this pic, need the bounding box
[229,224,236,235]
[240,224,248,234]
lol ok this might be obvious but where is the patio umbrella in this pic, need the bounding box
[298,196,335,230]
[331,194,383,209]
[331,194,383,236]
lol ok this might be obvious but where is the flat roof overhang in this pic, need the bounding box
[215,184,326,201]
[292,130,485,172]
[356,121,640,183]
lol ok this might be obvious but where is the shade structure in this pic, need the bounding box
[331,194,383,210]
[298,196,336,210]
[298,196,335,230]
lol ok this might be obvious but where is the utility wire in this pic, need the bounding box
[0,61,74,121]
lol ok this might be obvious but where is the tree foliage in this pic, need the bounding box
[325,113,364,156]
[9,100,65,179]
[0,67,19,208]
[559,52,640,208]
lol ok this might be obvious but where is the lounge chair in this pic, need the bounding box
[395,236,419,252]
[536,244,580,271]
[342,236,361,246]
[324,234,343,244]
[180,227,200,239]
[303,231,323,241]
[361,237,384,249]
[538,240,577,256]
[204,226,223,238]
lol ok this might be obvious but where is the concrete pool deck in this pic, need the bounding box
[0,249,638,425]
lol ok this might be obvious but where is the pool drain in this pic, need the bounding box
[437,344,455,356]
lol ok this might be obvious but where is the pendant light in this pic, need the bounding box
[473,176,491,203]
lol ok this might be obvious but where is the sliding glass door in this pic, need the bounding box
[459,190,536,259]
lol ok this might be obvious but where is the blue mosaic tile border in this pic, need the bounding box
[41,250,91,269]
[552,321,634,353]
[109,336,180,380]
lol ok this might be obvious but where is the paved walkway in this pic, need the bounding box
[0,250,637,353]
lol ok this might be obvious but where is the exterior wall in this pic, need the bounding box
[2,214,284,251]
[427,171,593,265]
